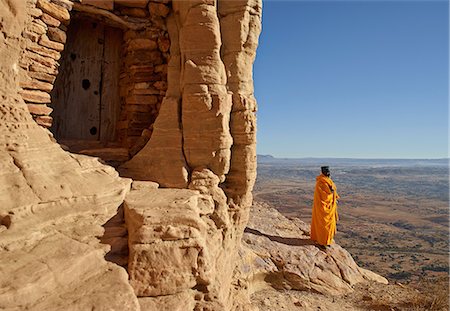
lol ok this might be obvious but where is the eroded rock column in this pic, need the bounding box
[219,0,262,209]
[122,0,262,310]
[121,0,236,186]
[176,1,233,182]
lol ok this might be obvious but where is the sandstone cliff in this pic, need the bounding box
[1,0,261,309]
[0,1,138,309]
[0,0,387,310]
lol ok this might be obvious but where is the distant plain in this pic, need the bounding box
[254,156,449,284]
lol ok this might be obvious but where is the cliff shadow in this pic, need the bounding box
[99,204,129,269]
[244,227,316,247]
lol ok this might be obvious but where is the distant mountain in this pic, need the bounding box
[256,155,449,167]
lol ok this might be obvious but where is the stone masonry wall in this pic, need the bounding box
[18,0,71,128]
[116,2,170,153]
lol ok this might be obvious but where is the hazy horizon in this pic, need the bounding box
[257,154,450,160]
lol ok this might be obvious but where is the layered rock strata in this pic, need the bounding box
[0,1,138,309]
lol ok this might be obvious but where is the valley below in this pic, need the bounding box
[253,157,449,307]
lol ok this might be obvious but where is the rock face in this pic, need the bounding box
[117,2,263,308]
[120,0,262,198]
[1,0,262,310]
[125,188,215,297]
[0,0,138,309]
[237,202,388,297]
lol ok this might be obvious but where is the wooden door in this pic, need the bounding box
[51,18,122,142]
[100,27,122,142]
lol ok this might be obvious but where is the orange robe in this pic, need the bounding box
[310,174,340,246]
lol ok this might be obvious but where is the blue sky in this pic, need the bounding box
[254,0,449,158]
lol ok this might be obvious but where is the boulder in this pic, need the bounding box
[239,202,388,296]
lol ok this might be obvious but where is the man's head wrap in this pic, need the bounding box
[321,166,330,176]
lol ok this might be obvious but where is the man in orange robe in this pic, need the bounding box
[310,166,340,248]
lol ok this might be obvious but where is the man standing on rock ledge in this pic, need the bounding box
[311,166,340,250]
